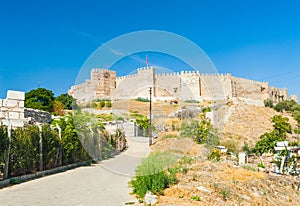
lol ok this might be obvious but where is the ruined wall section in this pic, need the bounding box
[229,76,270,102]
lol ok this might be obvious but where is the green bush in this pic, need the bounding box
[106,101,112,108]
[135,97,150,102]
[131,152,179,198]
[202,107,211,113]
[99,101,105,108]
[162,134,178,139]
[191,195,201,201]
[264,99,273,108]
[208,149,221,161]
[184,100,199,103]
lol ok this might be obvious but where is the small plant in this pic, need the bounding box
[162,134,178,139]
[106,101,112,108]
[191,195,201,201]
[131,152,179,198]
[202,107,211,113]
[125,202,135,205]
[99,101,105,108]
[181,167,188,174]
[242,164,257,172]
[258,162,265,169]
[10,178,20,184]
[264,99,273,108]
[179,195,184,198]
[184,99,199,103]
[135,97,150,102]
[208,149,221,161]
[181,156,193,164]
[220,188,231,200]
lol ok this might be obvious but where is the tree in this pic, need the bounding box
[53,100,65,116]
[271,115,292,136]
[180,116,212,144]
[25,88,55,112]
[55,93,74,110]
[253,115,291,155]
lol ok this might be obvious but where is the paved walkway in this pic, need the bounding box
[0,136,150,206]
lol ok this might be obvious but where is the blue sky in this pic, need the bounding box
[0,0,299,98]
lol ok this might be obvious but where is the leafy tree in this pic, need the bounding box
[25,88,55,112]
[55,93,75,110]
[180,117,212,144]
[253,115,291,155]
[53,100,65,116]
[271,115,292,136]
[135,114,150,130]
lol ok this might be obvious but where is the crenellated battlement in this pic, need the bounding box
[116,73,138,80]
[91,68,116,73]
[69,66,298,104]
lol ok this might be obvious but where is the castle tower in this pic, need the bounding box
[91,69,116,99]
[136,67,156,98]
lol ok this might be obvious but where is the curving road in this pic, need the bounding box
[0,136,150,206]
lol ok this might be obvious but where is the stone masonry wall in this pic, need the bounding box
[68,67,298,104]
[0,90,25,128]
[24,108,52,124]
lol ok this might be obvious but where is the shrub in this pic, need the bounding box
[184,100,199,103]
[264,99,273,108]
[131,152,179,198]
[162,134,178,139]
[202,107,211,113]
[135,97,150,102]
[99,101,105,108]
[222,139,237,153]
[208,149,221,161]
[258,162,265,168]
[106,101,112,108]
[191,195,201,201]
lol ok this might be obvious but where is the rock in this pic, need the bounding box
[144,191,157,205]
[241,194,251,201]
[197,186,212,193]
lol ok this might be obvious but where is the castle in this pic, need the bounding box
[68,67,298,104]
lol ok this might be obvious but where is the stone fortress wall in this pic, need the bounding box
[68,67,298,104]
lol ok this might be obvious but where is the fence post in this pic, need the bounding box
[38,124,43,171]
[3,122,12,179]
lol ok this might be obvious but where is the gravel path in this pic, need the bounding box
[0,136,150,206]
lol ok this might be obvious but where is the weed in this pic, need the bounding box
[220,188,231,200]
[191,195,201,201]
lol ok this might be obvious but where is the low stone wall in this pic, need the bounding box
[24,108,52,124]
[0,161,89,189]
